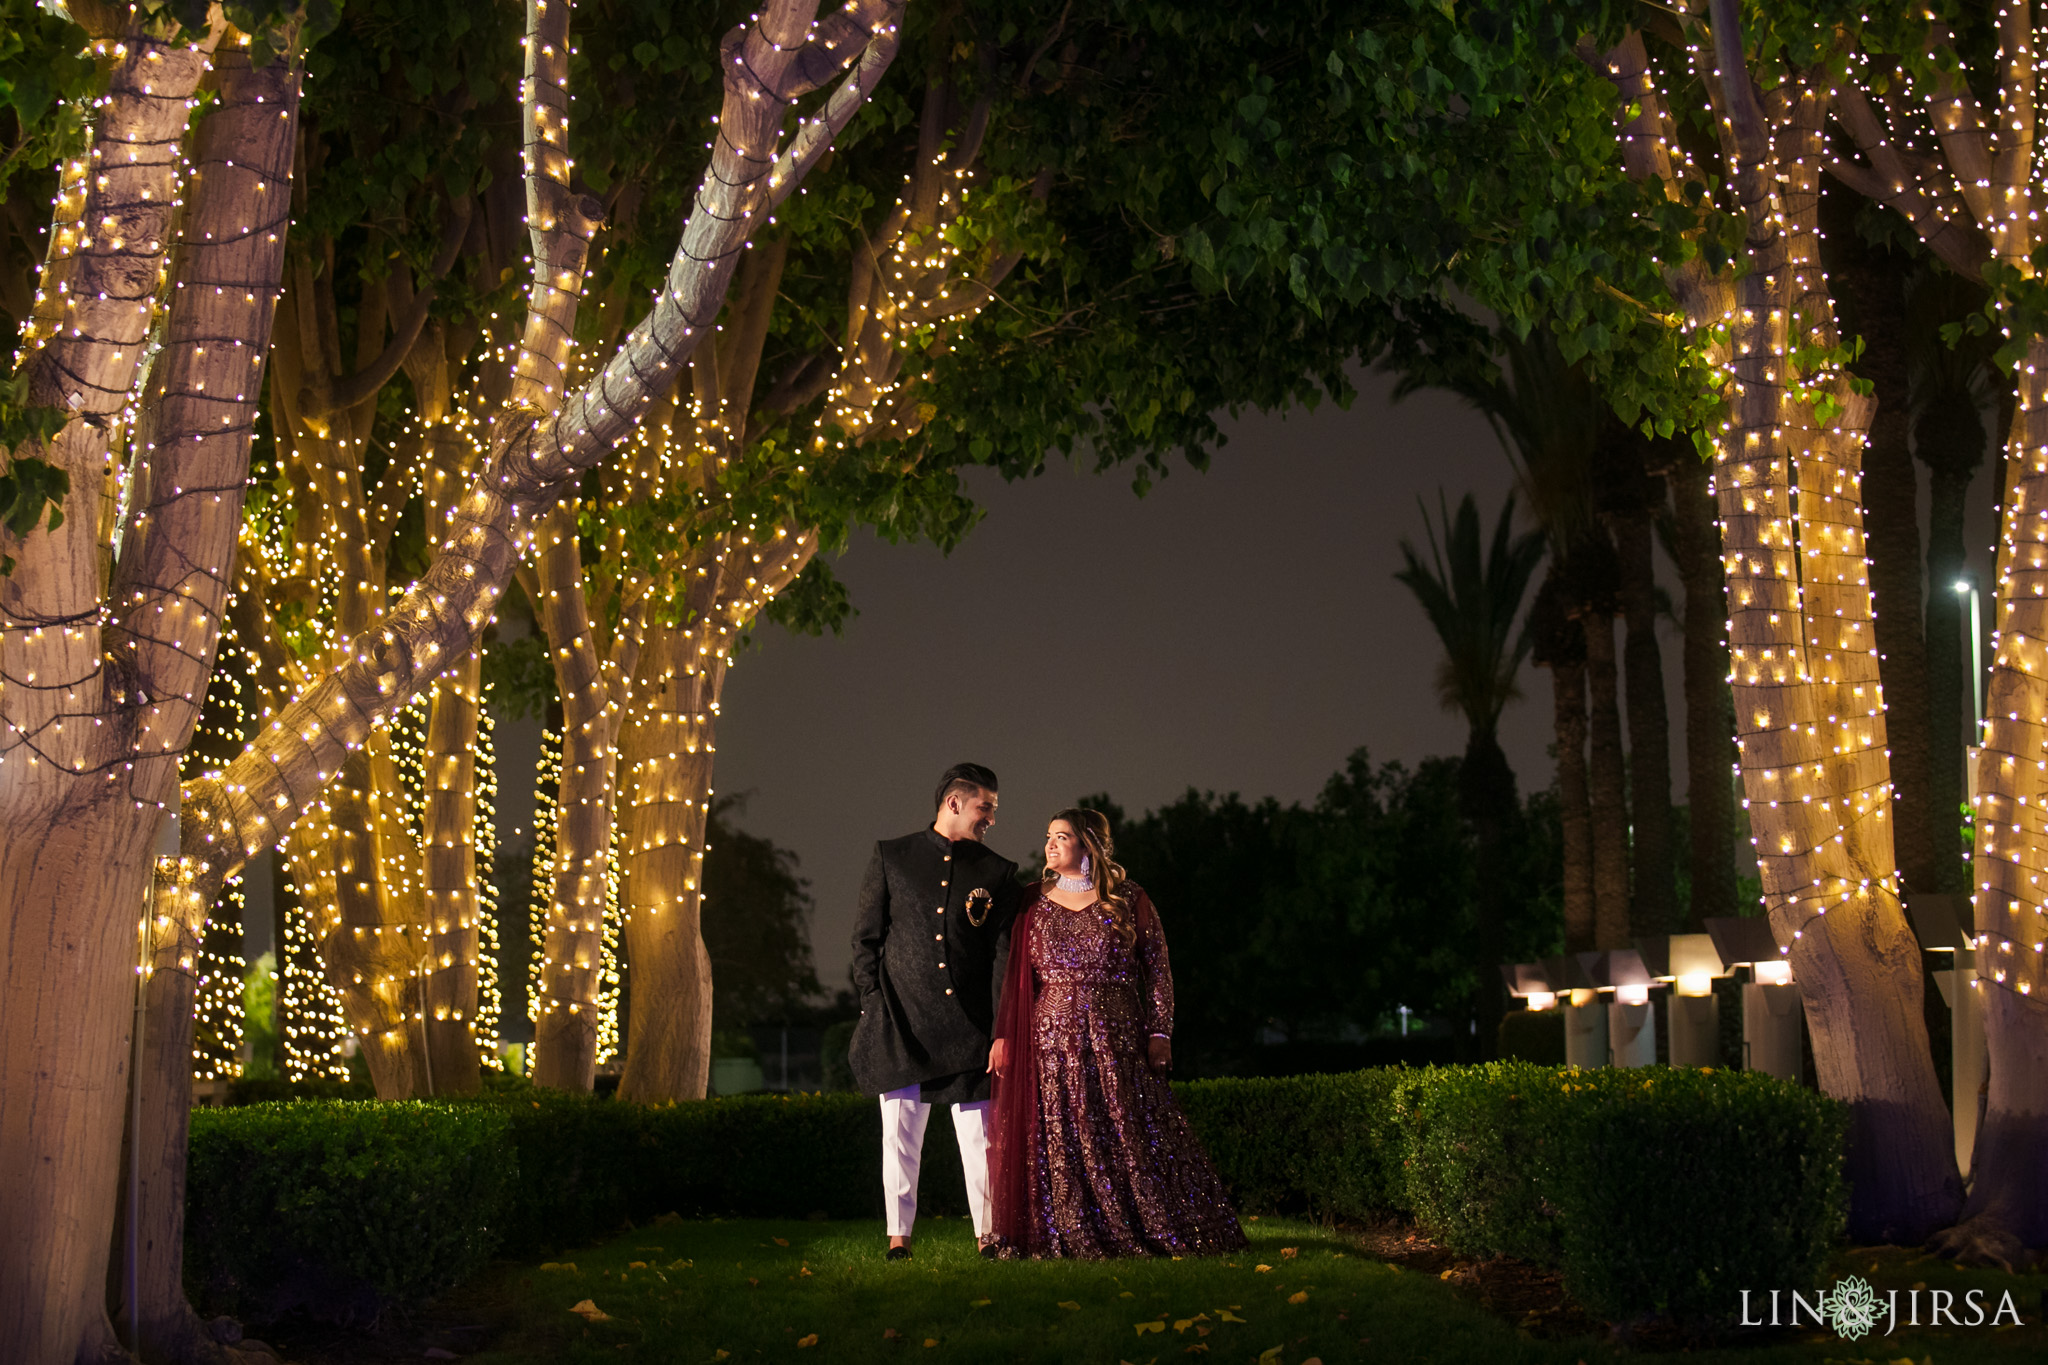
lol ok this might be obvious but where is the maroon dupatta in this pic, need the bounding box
[985,896,1042,1251]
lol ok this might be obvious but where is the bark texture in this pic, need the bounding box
[1610,477,1676,938]
[1582,607,1631,948]
[1829,0,2048,1253]
[0,23,232,1363]
[1605,17,1959,1240]
[1830,227,1940,894]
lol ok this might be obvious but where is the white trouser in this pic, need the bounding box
[880,1085,991,1239]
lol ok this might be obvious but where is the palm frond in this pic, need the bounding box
[1395,490,1547,734]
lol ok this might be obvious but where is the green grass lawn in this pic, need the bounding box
[444,1218,2048,1365]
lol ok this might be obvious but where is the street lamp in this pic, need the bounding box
[1955,578,1984,742]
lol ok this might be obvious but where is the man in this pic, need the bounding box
[850,762,1024,1259]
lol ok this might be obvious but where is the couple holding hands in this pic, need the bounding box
[848,763,1246,1261]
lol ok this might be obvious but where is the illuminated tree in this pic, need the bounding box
[0,1,904,1359]
[1165,0,1960,1238]
[1594,7,1959,1240]
[1828,0,2048,1256]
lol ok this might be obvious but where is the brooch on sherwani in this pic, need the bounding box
[965,887,993,927]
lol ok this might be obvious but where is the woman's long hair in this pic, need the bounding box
[1042,807,1135,948]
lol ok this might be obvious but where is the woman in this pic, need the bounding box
[984,808,1246,1258]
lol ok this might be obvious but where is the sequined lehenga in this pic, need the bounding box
[985,885,1247,1258]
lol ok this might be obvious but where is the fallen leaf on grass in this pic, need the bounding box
[747,1278,759,1288]
[1280,1248,1298,1260]
[1217,1310,1248,1324]
[883,1328,901,1340]
[1197,1326,1211,1337]
[713,1352,729,1361]
[1174,1319,1194,1333]
[796,1334,818,1348]
[628,1262,648,1270]
[970,1299,991,1308]
[1254,1265,1273,1274]
[1257,1348,1283,1364]
[1135,1322,1165,1335]
[1183,1346,1209,1355]
[1303,1358,1324,1364]
[923,1339,939,1348]
[539,1263,577,1273]
[1439,1269,1454,1281]
[667,1260,693,1270]
[773,1238,790,1247]
[799,1267,814,1277]
[1057,1302,1082,1311]
[1287,1292,1309,1305]
[568,1300,611,1323]
[1119,1292,1135,1299]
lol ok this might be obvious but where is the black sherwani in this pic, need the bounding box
[850,828,1022,1104]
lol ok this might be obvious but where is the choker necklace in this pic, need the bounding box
[1055,873,1094,893]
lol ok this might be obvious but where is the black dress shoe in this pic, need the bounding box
[886,1244,912,1261]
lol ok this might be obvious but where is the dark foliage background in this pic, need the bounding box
[1089,748,1562,1076]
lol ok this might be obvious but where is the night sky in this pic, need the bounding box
[711,368,1683,989]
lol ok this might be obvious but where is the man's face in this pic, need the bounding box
[943,787,999,841]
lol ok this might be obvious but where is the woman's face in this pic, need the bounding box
[1044,820,1086,876]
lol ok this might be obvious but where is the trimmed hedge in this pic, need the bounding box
[186,1064,1845,1326]
[185,1101,514,1324]
[495,1090,967,1253]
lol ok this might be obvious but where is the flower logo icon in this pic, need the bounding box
[1826,1274,1882,1342]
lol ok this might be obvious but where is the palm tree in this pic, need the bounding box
[1404,327,1654,949]
[1397,491,1546,1053]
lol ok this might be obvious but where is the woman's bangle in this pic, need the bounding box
[1149,1033,1170,1040]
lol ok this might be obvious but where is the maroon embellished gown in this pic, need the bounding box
[986,884,1246,1258]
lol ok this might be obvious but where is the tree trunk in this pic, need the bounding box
[616,623,723,1102]
[1582,608,1631,948]
[1600,27,1960,1240]
[418,648,486,1092]
[1834,245,1940,894]
[1665,453,1738,925]
[1551,649,1595,952]
[1461,727,1516,1056]
[0,23,230,1363]
[617,529,818,1100]
[0,801,162,1365]
[530,508,621,1092]
[1613,501,1676,938]
[1951,342,2048,1252]
[1919,392,1987,893]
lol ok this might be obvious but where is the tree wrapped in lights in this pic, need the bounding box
[0,1,906,1360]
[1129,0,1961,1239]
[1827,0,2048,1257]
[1581,3,1958,1243]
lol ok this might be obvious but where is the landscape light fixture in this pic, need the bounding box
[1637,934,1725,1066]
[1499,962,1556,1011]
[1704,917,1804,1082]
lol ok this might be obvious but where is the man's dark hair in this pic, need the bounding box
[934,762,1000,812]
